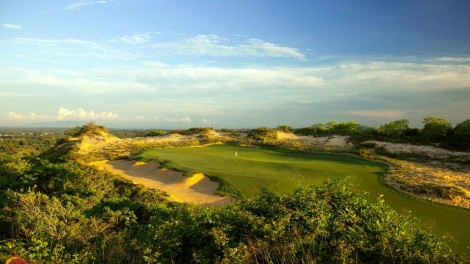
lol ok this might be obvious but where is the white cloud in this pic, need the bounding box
[112,34,152,44]
[2,24,22,30]
[328,61,470,91]
[2,55,470,127]
[0,34,305,65]
[162,116,192,123]
[181,116,191,123]
[6,112,24,120]
[6,112,52,121]
[5,108,120,121]
[65,0,113,10]
[435,57,470,63]
[202,118,217,125]
[240,38,306,60]
[135,116,146,122]
[57,107,119,120]
[0,37,136,62]
[152,34,306,60]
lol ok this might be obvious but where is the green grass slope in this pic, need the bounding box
[135,144,470,254]
[135,144,386,197]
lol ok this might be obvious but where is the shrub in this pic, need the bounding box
[137,180,462,263]
[249,127,278,142]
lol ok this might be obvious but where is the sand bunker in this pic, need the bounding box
[92,160,233,206]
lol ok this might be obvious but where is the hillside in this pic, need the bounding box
[50,123,470,209]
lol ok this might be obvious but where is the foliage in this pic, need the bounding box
[68,122,109,138]
[136,180,462,263]
[326,120,362,135]
[249,127,278,142]
[276,125,293,133]
[174,127,215,135]
[143,129,166,137]
[421,116,451,142]
[0,140,166,263]
[447,119,470,150]
[294,123,329,136]
[295,121,362,136]
[379,119,410,139]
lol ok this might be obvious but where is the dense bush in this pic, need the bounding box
[249,127,278,142]
[143,129,167,137]
[136,180,462,263]
[295,117,470,150]
[173,127,215,135]
[446,119,470,150]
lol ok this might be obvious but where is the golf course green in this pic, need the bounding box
[135,144,470,254]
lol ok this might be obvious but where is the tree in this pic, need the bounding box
[421,116,451,142]
[447,119,470,150]
[330,121,361,135]
[294,124,328,136]
[379,119,409,139]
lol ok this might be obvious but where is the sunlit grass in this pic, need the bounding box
[134,144,385,197]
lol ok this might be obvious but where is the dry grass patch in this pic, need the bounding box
[379,157,470,208]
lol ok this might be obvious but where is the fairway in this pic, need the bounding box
[135,144,470,254]
[135,144,385,197]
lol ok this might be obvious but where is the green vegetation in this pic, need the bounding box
[421,116,452,141]
[138,180,462,263]
[0,146,463,263]
[67,122,109,137]
[295,121,362,136]
[134,144,470,253]
[143,129,167,137]
[448,119,470,150]
[295,117,470,150]
[173,127,215,135]
[379,119,410,138]
[248,127,279,143]
[135,144,385,197]
[1,123,469,262]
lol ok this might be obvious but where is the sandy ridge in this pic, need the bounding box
[368,140,470,160]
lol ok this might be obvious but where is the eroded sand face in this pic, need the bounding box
[92,160,233,206]
[368,140,470,160]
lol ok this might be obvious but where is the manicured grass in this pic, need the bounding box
[135,144,470,255]
[135,144,386,197]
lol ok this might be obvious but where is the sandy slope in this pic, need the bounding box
[368,140,470,160]
[92,160,233,206]
[274,131,353,151]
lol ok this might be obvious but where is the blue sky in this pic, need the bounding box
[1,0,470,128]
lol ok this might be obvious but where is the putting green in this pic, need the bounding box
[135,144,470,254]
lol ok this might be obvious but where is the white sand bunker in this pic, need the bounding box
[93,160,233,206]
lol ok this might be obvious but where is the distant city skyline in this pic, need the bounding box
[1,1,470,128]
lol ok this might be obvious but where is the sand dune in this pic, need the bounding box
[92,160,233,206]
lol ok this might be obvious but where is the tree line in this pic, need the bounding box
[289,116,470,150]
